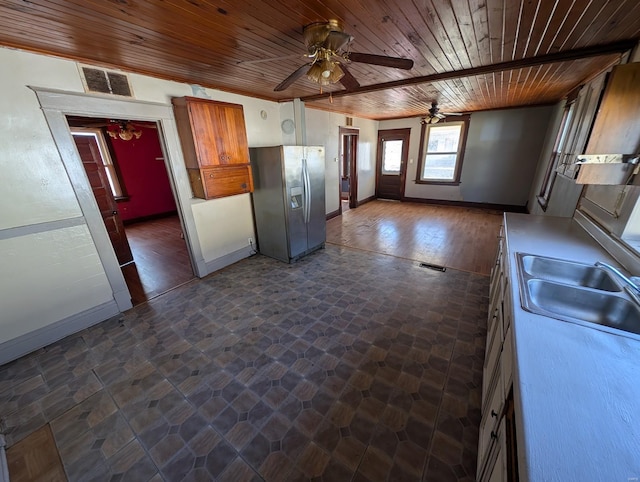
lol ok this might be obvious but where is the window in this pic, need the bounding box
[537,102,574,209]
[71,129,126,199]
[381,139,403,174]
[416,118,469,184]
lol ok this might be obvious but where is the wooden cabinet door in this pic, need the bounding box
[586,62,640,154]
[187,99,250,167]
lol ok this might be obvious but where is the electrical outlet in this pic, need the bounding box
[248,237,254,245]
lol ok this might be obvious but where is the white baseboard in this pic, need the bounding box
[203,246,253,275]
[0,301,120,366]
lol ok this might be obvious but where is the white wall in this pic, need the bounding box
[352,117,379,202]
[0,47,284,361]
[0,49,115,351]
[305,108,379,213]
[380,105,554,206]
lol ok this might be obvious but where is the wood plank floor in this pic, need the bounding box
[326,200,503,275]
[122,214,195,305]
[6,425,66,482]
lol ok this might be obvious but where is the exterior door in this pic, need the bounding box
[73,134,134,266]
[376,128,410,200]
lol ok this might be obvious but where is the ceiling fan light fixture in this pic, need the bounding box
[107,121,142,141]
[327,62,345,83]
[307,58,344,86]
[306,62,325,84]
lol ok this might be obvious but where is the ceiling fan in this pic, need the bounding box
[421,102,464,124]
[273,20,414,92]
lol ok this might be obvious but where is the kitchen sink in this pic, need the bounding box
[519,254,621,291]
[526,280,640,334]
[516,253,640,338]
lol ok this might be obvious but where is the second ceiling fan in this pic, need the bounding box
[421,102,463,124]
[274,20,414,92]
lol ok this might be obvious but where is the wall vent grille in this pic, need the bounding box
[80,66,133,97]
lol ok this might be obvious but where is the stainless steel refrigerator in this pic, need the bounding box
[250,146,326,263]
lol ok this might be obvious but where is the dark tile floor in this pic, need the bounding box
[0,245,488,481]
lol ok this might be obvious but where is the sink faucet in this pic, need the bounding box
[595,261,640,305]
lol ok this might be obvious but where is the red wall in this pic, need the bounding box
[109,125,177,222]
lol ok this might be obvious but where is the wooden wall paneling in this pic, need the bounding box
[0,9,250,91]
[0,0,639,120]
[532,1,573,55]
[512,0,543,60]
[16,0,235,64]
[387,4,448,79]
[389,0,461,92]
[422,0,479,103]
[336,0,416,61]
[563,1,628,49]
[450,0,489,106]
[553,2,609,51]
[617,2,640,39]
[507,0,544,104]
[523,0,558,57]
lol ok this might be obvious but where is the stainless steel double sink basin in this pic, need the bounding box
[516,253,640,337]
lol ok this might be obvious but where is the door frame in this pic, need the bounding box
[375,128,411,200]
[32,87,205,312]
[339,126,359,211]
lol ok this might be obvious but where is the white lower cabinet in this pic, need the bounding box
[487,420,507,482]
[478,229,516,482]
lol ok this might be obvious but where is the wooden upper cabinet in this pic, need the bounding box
[172,96,253,199]
[586,62,640,155]
[173,97,250,167]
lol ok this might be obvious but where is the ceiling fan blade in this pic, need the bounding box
[274,63,311,92]
[324,31,352,51]
[348,52,414,70]
[237,54,304,65]
[338,64,360,91]
[441,112,463,116]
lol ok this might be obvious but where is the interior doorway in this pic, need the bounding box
[339,126,359,212]
[67,116,194,305]
[376,128,410,200]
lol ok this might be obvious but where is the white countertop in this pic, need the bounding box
[504,213,640,482]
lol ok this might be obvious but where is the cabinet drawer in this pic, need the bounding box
[483,307,503,410]
[483,418,507,482]
[189,165,254,199]
[478,373,504,479]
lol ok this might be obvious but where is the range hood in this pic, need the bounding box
[574,154,640,185]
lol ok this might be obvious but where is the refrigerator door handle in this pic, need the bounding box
[306,161,312,224]
[302,158,311,224]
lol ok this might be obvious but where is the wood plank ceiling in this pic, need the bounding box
[0,0,638,120]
